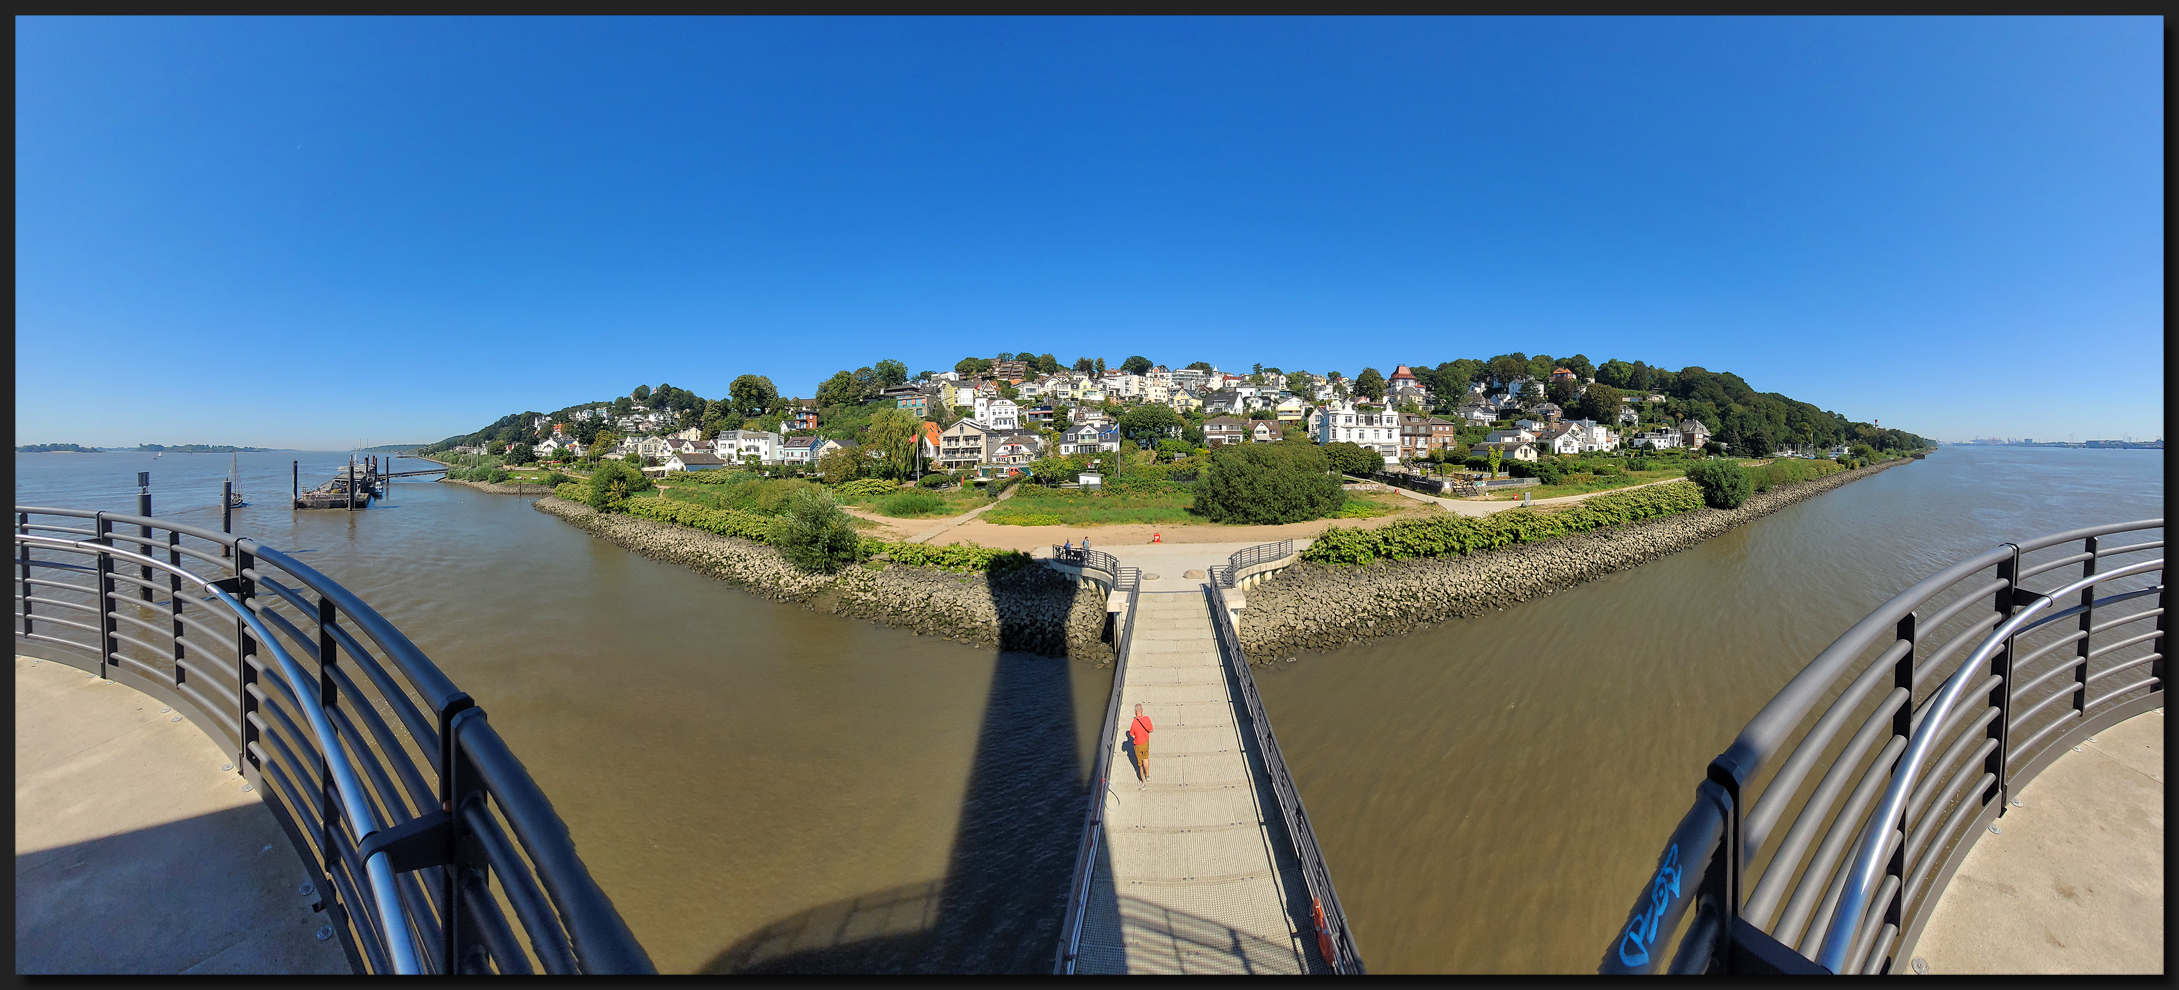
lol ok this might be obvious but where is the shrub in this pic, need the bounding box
[585,460,652,511]
[1323,441,1385,477]
[876,490,946,517]
[1684,460,1752,508]
[835,477,899,498]
[768,487,864,573]
[1627,457,1654,472]
[1300,482,1706,565]
[543,471,571,487]
[621,496,773,541]
[869,541,1033,572]
[917,472,950,488]
[1194,442,1345,524]
[484,467,512,484]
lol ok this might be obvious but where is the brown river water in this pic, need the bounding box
[13,445,2163,972]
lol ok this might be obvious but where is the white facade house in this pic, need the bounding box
[1485,428,1537,445]
[1510,442,1540,462]
[664,451,725,473]
[972,397,1021,430]
[719,430,782,465]
[1638,431,1683,450]
[1314,399,1402,460]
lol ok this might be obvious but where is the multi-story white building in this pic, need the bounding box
[718,430,782,465]
[972,396,1021,430]
[1314,399,1402,461]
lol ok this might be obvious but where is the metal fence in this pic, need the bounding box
[1051,545,1121,587]
[13,506,655,975]
[1603,518,2163,975]
[1206,556,1364,974]
[1217,540,1295,589]
[1054,565,1140,974]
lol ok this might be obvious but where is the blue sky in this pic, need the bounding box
[15,17,2163,447]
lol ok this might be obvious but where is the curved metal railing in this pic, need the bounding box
[1050,545,1121,587]
[1603,518,2163,975]
[1207,551,1364,974]
[1054,565,1140,974]
[1218,539,1295,589]
[14,506,655,975]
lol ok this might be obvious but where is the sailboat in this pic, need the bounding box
[226,453,249,508]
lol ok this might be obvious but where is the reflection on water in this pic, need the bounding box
[14,446,2159,972]
[1252,446,2164,973]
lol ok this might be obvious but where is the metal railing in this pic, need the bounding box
[1603,518,2163,975]
[1051,545,1121,587]
[1217,539,1295,589]
[1206,552,1364,974]
[14,506,655,975]
[1054,565,1140,974]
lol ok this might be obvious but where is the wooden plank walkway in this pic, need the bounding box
[1070,590,1327,975]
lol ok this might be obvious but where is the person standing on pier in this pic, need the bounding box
[1129,703,1154,784]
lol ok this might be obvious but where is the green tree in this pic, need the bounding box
[865,408,920,480]
[1488,444,1502,478]
[1487,353,1528,388]
[632,384,652,404]
[1579,383,1622,423]
[730,374,780,419]
[1545,376,1583,411]
[816,370,859,408]
[1195,442,1345,524]
[1185,361,1213,372]
[1561,354,1595,381]
[1596,359,1636,389]
[954,357,986,376]
[1073,356,1096,373]
[817,446,861,484]
[1121,355,1153,375]
[1323,441,1384,476]
[1117,404,1184,449]
[1155,438,1192,460]
[1354,367,1386,400]
[873,359,908,388]
[506,442,535,465]
[1036,353,1061,373]
[769,487,864,574]
[1284,370,1315,395]
[612,396,634,415]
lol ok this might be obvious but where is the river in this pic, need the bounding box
[11,445,2162,972]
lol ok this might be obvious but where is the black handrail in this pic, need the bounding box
[14,505,655,975]
[1603,518,2163,975]
[1220,539,1295,588]
[1051,545,1121,586]
[1053,565,1139,974]
[1206,555,1364,973]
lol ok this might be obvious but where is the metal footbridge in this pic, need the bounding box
[1050,542,1362,975]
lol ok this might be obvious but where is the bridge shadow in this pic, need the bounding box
[703,572,1109,974]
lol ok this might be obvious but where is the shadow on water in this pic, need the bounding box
[704,572,1105,974]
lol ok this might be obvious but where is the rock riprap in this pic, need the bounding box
[533,496,1113,660]
[1237,460,1908,658]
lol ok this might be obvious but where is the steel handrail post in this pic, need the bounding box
[169,530,186,688]
[318,594,342,916]
[446,707,491,974]
[205,582,423,974]
[18,511,32,640]
[236,547,261,778]
[137,482,155,602]
[1988,546,2022,812]
[1815,556,2163,972]
[95,513,117,680]
[2074,536,2098,718]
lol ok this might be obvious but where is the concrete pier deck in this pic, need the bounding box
[1910,708,2163,975]
[1069,589,1327,975]
[14,655,351,974]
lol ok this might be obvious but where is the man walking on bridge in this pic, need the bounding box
[1129,703,1154,785]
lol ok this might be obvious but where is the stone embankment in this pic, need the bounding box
[1239,459,1909,658]
[533,496,1113,661]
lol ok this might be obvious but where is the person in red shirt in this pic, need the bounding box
[1129,703,1154,783]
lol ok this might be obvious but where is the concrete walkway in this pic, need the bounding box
[1034,541,1315,595]
[15,655,350,975]
[1387,474,1686,517]
[1070,592,1325,974]
[1911,708,2162,974]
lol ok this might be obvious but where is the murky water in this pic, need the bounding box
[13,446,2160,972]
[1251,446,2164,972]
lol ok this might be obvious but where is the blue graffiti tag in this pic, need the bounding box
[1616,843,1683,968]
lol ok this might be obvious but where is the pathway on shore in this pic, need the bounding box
[1071,586,1324,975]
[1388,474,1687,517]
[900,486,1018,544]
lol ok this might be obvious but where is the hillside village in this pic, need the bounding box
[427,353,1926,485]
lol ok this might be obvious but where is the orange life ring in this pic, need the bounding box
[1312,899,1335,966]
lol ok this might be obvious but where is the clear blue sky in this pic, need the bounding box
[15,17,2163,448]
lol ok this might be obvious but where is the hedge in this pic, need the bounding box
[1301,480,1706,565]
[835,478,900,498]
[619,495,774,540]
[871,541,1033,573]
[556,488,1027,572]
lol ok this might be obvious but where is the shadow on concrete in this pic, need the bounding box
[15,804,350,975]
[705,578,1108,973]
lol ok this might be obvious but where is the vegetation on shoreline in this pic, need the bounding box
[1302,482,1708,565]
[16,443,98,453]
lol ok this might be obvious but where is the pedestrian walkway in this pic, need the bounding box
[1069,591,1326,975]
[14,655,350,974]
[1387,474,1686,517]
